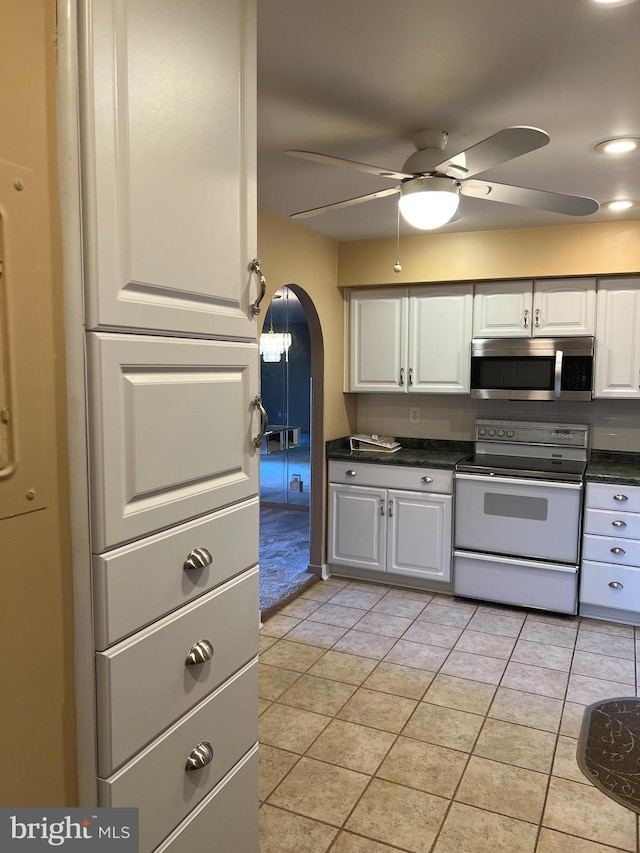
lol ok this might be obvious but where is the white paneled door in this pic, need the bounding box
[79,0,258,338]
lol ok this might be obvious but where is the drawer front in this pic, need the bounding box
[155,746,259,853]
[99,661,258,853]
[584,507,640,542]
[328,461,453,494]
[583,534,640,568]
[96,567,258,775]
[586,483,640,513]
[581,560,640,610]
[93,497,259,649]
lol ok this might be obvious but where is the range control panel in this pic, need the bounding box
[475,419,589,450]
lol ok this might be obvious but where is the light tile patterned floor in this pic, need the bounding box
[259,578,640,853]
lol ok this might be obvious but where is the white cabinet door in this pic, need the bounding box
[387,490,452,580]
[87,333,259,551]
[328,483,387,571]
[532,278,596,337]
[409,285,473,394]
[348,289,408,392]
[595,278,640,399]
[473,281,533,338]
[79,0,257,339]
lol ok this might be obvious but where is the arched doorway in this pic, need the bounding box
[258,284,324,616]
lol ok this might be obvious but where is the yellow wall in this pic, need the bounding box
[257,207,356,440]
[338,219,640,286]
[0,1,76,805]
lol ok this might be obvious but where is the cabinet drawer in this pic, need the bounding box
[584,507,640,542]
[99,660,257,853]
[93,498,258,649]
[583,534,640,568]
[328,461,453,493]
[586,483,640,513]
[96,567,258,776]
[581,560,640,611]
[155,746,259,853]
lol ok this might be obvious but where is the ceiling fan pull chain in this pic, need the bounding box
[394,205,402,273]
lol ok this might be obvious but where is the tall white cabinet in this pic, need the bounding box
[73,1,260,850]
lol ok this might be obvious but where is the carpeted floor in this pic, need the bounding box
[259,506,316,618]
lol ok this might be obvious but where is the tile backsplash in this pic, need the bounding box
[356,394,640,452]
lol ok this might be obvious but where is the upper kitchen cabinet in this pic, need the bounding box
[473,279,596,338]
[595,278,640,399]
[79,0,257,339]
[347,285,473,394]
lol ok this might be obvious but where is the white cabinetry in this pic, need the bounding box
[595,278,640,399]
[580,482,640,624]
[328,461,453,582]
[473,279,596,338]
[73,0,259,848]
[348,285,473,394]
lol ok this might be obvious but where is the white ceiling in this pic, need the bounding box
[257,0,640,242]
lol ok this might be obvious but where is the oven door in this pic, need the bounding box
[454,473,583,563]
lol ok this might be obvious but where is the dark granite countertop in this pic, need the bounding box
[586,451,640,486]
[326,437,473,469]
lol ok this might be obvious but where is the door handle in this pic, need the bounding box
[185,639,214,666]
[249,258,266,317]
[609,581,624,590]
[379,499,385,516]
[252,394,269,448]
[534,308,540,328]
[554,349,563,399]
[408,368,413,386]
[388,500,393,518]
[610,547,626,556]
[399,368,405,386]
[185,741,214,772]
[183,547,213,571]
[522,308,529,328]
[612,520,627,528]
[613,494,628,502]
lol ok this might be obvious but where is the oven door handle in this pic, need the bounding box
[554,349,564,399]
[454,473,583,490]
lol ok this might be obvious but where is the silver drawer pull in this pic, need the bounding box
[610,547,626,555]
[346,470,357,477]
[183,547,212,571]
[612,520,627,528]
[609,581,624,590]
[186,639,214,666]
[185,741,214,771]
[420,476,433,484]
[613,494,628,502]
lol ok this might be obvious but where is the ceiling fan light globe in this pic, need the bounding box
[399,178,460,229]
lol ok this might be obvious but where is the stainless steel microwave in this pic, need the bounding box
[470,336,594,401]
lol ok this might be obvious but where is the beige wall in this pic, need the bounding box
[257,207,356,440]
[0,1,76,805]
[338,219,640,287]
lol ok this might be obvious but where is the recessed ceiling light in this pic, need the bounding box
[604,199,635,210]
[591,0,638,6]
[594,137,640,154]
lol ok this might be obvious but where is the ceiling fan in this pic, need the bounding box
[285,127,600,230]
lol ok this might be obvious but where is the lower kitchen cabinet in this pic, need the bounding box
[580,482,640,624]
[328,461,453,582]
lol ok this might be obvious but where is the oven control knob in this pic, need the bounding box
[488,429,496,436]
[478,428,487,436]
[497,429,505,437]
[507,430,514,437]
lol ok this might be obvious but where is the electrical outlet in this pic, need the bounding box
[409,407,421,425]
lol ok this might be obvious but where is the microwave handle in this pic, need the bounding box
[554,349,564,399]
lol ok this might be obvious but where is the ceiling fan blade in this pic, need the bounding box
[435,127,550,178]
[462,179,600,216]
[290,186,400,219]
[284,149,413,181]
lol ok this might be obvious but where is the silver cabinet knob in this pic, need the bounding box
[420,476,433,484]
[346,470,357,477]
[183,547,212,571]
[185,741,214,771]
[612,520,627,528]
[186,639,214,666]
[610,547,626,555]
[613,494,628,502]
[609,581,624,590]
